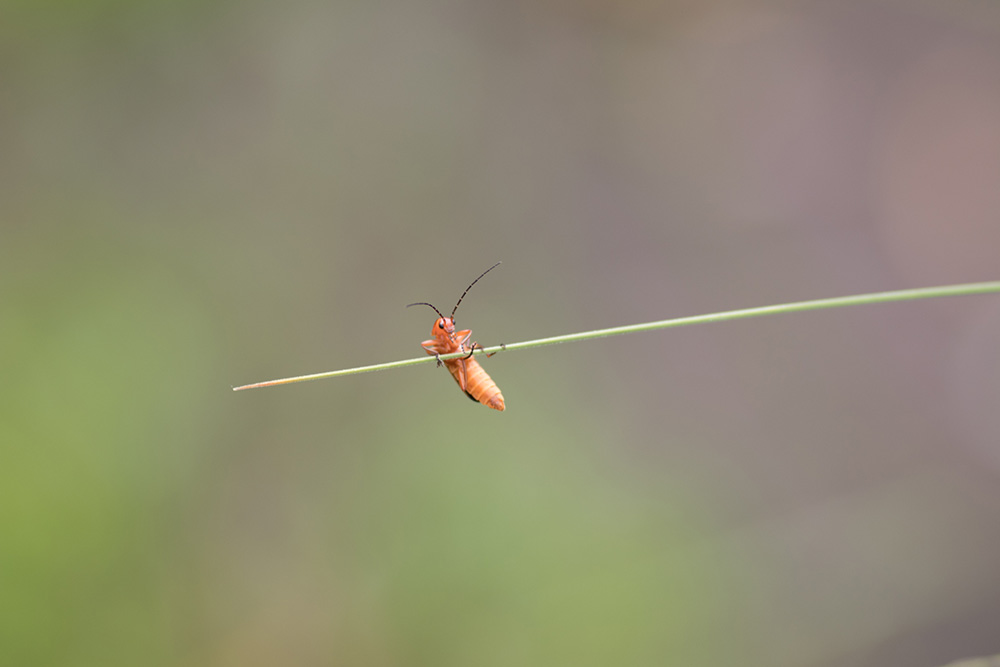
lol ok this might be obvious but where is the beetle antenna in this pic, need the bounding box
[406,302,446,320]
[451,262,501,319]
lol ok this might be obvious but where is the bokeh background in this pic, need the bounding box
[3,0,1000,665]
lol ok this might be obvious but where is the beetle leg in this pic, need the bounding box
[466,341,504,358]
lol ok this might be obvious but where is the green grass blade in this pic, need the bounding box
[233,280,1000,391]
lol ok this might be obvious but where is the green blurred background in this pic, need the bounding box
[3,0,1000,665]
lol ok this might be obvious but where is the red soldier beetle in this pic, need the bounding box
[407,262,505,411]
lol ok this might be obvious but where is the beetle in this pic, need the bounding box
[407,262,505,411]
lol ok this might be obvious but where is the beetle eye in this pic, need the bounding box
[438,321,445,329]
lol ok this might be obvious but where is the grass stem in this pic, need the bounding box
[233,280,1000,391]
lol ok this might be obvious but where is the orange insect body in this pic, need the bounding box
[420,317,505,411]
[408,263,505,411]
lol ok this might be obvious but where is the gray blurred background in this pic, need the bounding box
[3,0,1000,665]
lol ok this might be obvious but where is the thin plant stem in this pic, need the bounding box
[232,280,1000,391]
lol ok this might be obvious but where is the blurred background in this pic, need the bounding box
[3,0,1000,665]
